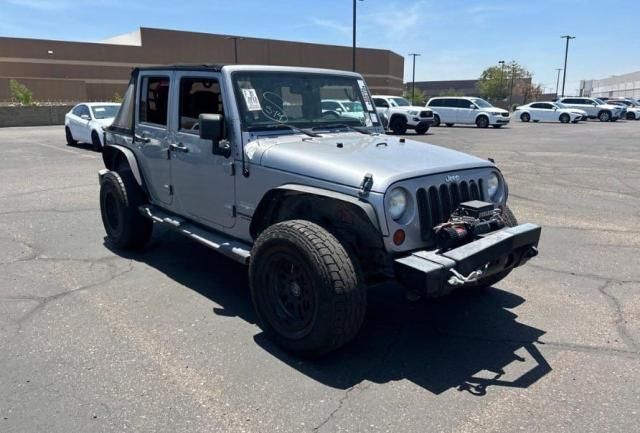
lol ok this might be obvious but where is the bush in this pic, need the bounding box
[112,92,123,103]
[9,79,34,106]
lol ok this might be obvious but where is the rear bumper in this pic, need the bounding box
[394,223,541,297]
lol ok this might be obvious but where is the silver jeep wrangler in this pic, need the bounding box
[99,64,541,356]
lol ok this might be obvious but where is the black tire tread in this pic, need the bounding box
[100,170,152,250]
[250,220,366,356]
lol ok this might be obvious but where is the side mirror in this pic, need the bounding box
[470,105,478,110]
[592,103,597,106]
[81,114,91,120]
[199,113,230,158]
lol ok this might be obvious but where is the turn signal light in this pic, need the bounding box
[393,229,405,245]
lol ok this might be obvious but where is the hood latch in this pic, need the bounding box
[359,173,374,197]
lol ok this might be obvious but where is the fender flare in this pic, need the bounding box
[389,113,408,124]
[475,113,490,122]
[250,184,383,238]
[102,144,144,187]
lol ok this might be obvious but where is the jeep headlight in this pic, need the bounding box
[388,188,408,220]
[408,110,419,116]
[487,172,500,200]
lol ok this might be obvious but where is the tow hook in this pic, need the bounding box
[448,265,488,287]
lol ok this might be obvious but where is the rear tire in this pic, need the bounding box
[467,206,518,290]
[389,116,408,135]
[559,113,570,124]
[520,112,531,122]
[65,127,77,146]
[99,170,152,250]
[445,123,454,127]
[249,220,366,357]
[415,125,429,135]
[475,115,489,128]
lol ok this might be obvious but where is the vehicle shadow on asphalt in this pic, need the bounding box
[107,229,551,397]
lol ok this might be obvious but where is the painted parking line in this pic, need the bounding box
[33,141,98,159]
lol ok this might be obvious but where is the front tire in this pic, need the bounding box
[91,131,102,150]
[415,125,429,135]
[99,170,152,250]
[389,116,408,135]
[249,220,366,357]
[598,110,611,122]
[626,112,636,120]
[65,127,77,146]
[559,113,570,124]
[476,115,489,128]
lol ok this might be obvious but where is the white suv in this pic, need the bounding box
[372,95,434,135]
[425,97,510,128]
[556,97,624,122]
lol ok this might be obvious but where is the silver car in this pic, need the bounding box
[98,64,541,356]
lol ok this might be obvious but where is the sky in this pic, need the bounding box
[1,0,639,94]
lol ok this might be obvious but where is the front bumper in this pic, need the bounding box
[407,119,434,129]
[491,115,511,125]
[394,223,541,297]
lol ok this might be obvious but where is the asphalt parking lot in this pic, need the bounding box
[1,120,639,433]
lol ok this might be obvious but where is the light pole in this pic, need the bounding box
[560,35,575,97]
[352,0,364,72]
[498,60,506,100]
[225,36,244,64]
[508,62,516,108]
[555,68,563,97]
[408,53,421,102]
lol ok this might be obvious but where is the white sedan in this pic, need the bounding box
[514,101,584,123]
[65,102,120,148]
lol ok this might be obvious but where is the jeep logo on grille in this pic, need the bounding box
[444,174,460,183]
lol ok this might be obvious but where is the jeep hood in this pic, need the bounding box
[246,133,493,193]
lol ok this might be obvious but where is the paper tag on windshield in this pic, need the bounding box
[242,89,262,111]
[357,80,374,111]
[94,107,105,112]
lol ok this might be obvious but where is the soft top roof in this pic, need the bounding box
[131,64,363,78]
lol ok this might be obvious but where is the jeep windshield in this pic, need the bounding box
[232,72,377,131]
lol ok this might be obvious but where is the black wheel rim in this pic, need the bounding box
[92,133,100,147]
[262,251,317,339]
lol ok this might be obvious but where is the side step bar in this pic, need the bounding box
[139,205,251,265]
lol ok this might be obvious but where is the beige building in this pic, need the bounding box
[0,27,404,103]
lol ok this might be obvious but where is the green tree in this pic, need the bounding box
[112,92,123,103]
[403,89,425,105]
[9,79,34,106]
[477,61,543,105]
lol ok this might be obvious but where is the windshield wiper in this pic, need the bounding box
[247,124,320,138]
[311,124,372,135]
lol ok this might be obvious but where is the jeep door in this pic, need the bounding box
[170,72,235,228]
[135,72,173,206]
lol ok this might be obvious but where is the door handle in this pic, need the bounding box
[134,134,150,144]
[169,142,189,153]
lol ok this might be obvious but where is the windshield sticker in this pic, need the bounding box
[94,107,105,112]
[261,92,288,123]
[357,80,374,111]
[242,89,262,111]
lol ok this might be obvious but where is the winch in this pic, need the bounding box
[433,200,506,251]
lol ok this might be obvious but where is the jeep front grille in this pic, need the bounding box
[420,110,433,118]
[416,179,485,242]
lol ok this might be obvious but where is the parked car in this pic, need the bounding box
[425,97,510,128]
[513,101,584,123]
[321,99,365,121]
[372,95,434,135]
[556,97,624,122]
[65,102,120,148]
[606,99,640,120]
[98,64,541,356]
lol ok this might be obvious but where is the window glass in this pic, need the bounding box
[178,77,222,132]
[530,103,543,109]
[470,98,493,108]
[140,76,170,126]
[457,99,474,109]
[72,105,83,116]
[91,105,120,119]
[321,101,340,111]
[374,98,389,108]
[112,80,135,131]
[390,97,411,107]
[427,99,440,107]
